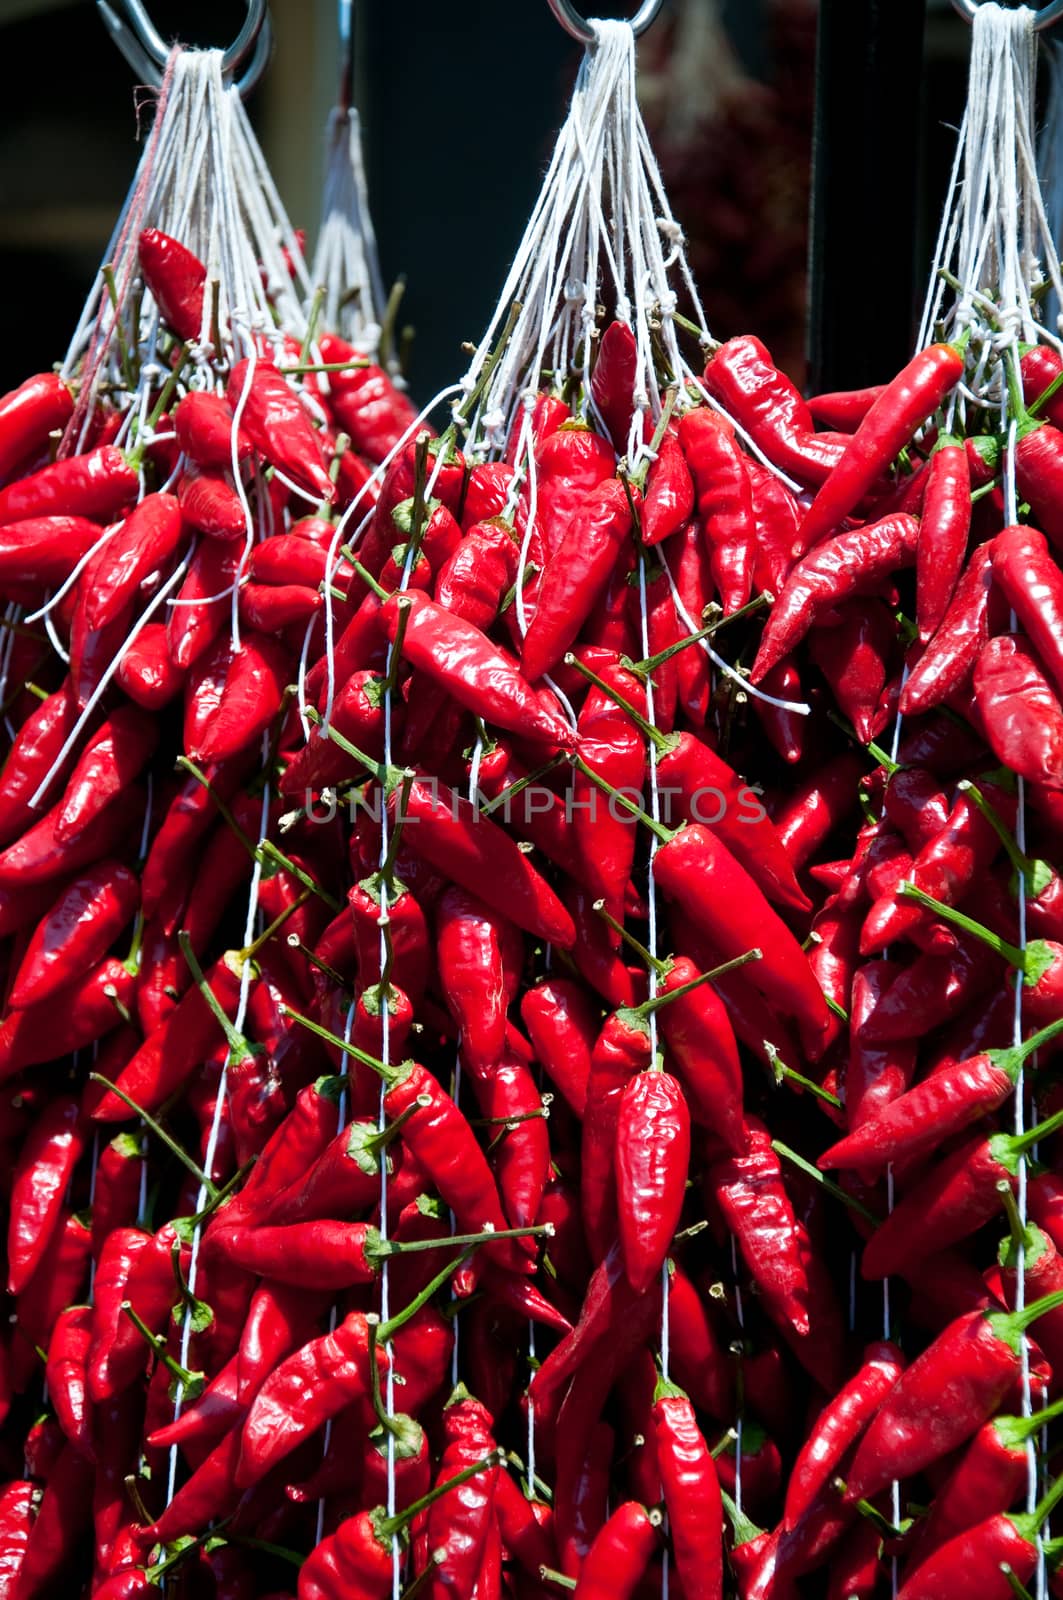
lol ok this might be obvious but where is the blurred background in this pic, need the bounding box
[0,0,979,400]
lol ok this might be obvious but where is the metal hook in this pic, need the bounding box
[96,0,270,92]
[950,0,1063,31]
[545,0,665,46]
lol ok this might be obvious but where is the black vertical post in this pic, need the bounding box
[807,0,928,393]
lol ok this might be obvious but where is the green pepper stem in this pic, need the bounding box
[121,1303,204,1397]
[347,558,390,601]
[376,1223,552,1258]
[379,771,415,891]
[563,654,670,754]
[303,704,387,784]
[178,936,253,1063]
[719,1488,763,1547]
[897,881,1028,967]
[570,753,673,844]
[958,779,1030,880]
[996,1393,1063,1448]
[383,597,413,694]
[765,1043,843,1109]
[538,1570,577,1592]
[1029,366,1063,418]
[1032,1468,1063,1531]
[280,1003,395,1082]
[240,888,311,962]
[998,1179,1029,1257]
[89,1075,215,1195]
[1000,1286,1063,1337]
[593,899,667,975]
[479,756,562,819]
[632,949,762,1017]
[629,595,769,676]
[773,1140,881,1225]
[377,1247,477,1343]
[452,301,522,431]
[1006,1103,1063,1157]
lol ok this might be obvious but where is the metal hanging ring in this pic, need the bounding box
[96,0,269,88]
[950,0,1063,31]
[545,0,665,45]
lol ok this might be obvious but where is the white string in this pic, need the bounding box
[312,106,386,351]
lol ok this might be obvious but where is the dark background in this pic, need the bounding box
[0,0,973,402]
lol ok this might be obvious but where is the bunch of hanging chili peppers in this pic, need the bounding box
[6,194,1063,1600]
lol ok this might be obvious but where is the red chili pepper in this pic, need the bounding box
[473,739,583,881]
[12,1439,94,1598]
[54,707,157,843]
[974,632,1063,788]
[652,954,746,1154]
[0,445,137,526]
[228,359,334,502]
[12,1210,91,1391]
[318,332,421,460]
[90,1133,143,1260]
[0,1481,35,1597]
[783,1341,904,1529]
[900,540,1000,716]
[707,1117,810,1341]
[8,861,137,1010]
[808,601,896,742]
[436,886,515,1079]
[0,372,73,478]
[519,977,596,1117]
[700,336,842,487]
[167,538,240,669]
[0,515,103,584]
[173,389,252,468]
[751,512,920,683]
[807,383,886,431]
[614,1070,690,1292]
[189,633,290,763]
[0,682,77,847]
[522,478,633,681]
[916,437,971,643]
[589,322,640,451]
[177,467,247,538]
[671,518,713,724]
[138,227,206,340]
[44,1304,93,1455]
[114,622,184,707]
[7,1094,84,1295]
[0,954,135,1083]
[771,751,865,872]
[845,959,918,1138]
[651,1382,722,1600]
[572,1501,659,1600]
[81,491,184,633]
[797,343,963,548]
[677,408,756,613]
[391,777,575,947]
[653,824,828,1038]
[641,433,695,546]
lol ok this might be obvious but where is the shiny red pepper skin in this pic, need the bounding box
[580,1009,652,1263]
[678,408,756,613]
[652,1383,722,1600]
[895,1512,1038,1600]
[383,589,575,748]
[808,601,895,742]
[178,467,247,538]
[392,778,575,947]
[319,331,421,461]
[783,1341,904,1529]
[519,977,596,1117]
[641,433,694,546]
[901,540,999,716]
[115,621,185,707]
[700,336,842,487]
[0,515,102,583]
[297,1506,395,1600]
[0,444,138,526]
[436,886,513,1080]
[228,359,334,502]
[917,439,971,643]
[654,824,829,1038]
[751,512,920,682]
[189,633,290,763]
[90,1133,143,1260]
[84,491,184,632]
[55,707,158,842]
[0,372,72,478]
[798,343,963,548]
[522,477,633,681]
[138,227,206,340]
[45,1304,93,1454]
[990,525,1063,704]
[174,389,252,467]
[707,1116,810,1337]
[808,383,886,430]
[7,1094,84,1295]
[614,1070,690,1292]
[974,632,1063,789]
[0,955,135,1082]
[590,322,641,452]
[0,1481,35,1597]
[652,953,746,1152]
[426,1392,499,1600]
[0,683,76,848]
[772,750,865,872]
[8,860,137,1009]
[13,1439,94,1597]
[845,959,918,1138]
[168,538,241,666]
[12,1210,91,1392]
[572,1502,658,1600]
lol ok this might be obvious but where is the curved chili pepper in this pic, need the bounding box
[797,343,963,549]
[0,515,103,583]
[189,633,290,764]
[572,1501,658,1600]
[0,955,136,1082]
[900,539,1000,716]
[167,538,241,667]
[383,589,575,749]
[54,707,157,842]
[115,622,184,707]
[700,335,843,487]
[772,751,865,872]
[0,682,76,848]
[254,1117,384,1228]
[974,632,1063,789]
[7,1094,84,1295]
[581,1006,653,1263]
[845,959,918,1139]
[474,740,583,880]
[12,1210,91,1392]
[651,1381,722,1600]
[391,778,575,947]
[173,389,252,468]
[614,1070,690,1292]
[808,383,885,430]
[83,491,184,632]
[751,512,920,683]
[783,1341,903,1529]
[821,1015,1063,1172]
[678,408,757,613]
[642,433,695,546]
[518,977,597,1118]
[808,602,895,743]
[44,1305,93,1456]
[653,824,828,1038]
[653,954,745,1154]
[228,359,334,502]
[846,1288,1063,1500]
[177,466,247,539]
[0,371,72,477]
[0,445,138,526]
[9,860,137,1011]
[522,477,633,681]
[589,321,640,452]
[12,1440,94,1598]
[853,929,997,1044]
[138,227,206,339]
[707,1116,809,1336]
[916,437,971,643]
